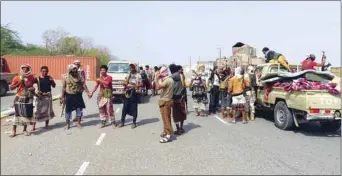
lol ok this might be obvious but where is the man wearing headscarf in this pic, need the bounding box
[262,47,290,71]
[119,63,142,129]
[72,60,88,121]
[61,64,91,129]
[220,67,233,119]
[9,64,37,137]
[190,64,208,116]
[155,66,174,143]
[228,67,250,124]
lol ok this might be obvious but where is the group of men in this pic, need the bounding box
[7,46,328,140]
[8,60,188,144]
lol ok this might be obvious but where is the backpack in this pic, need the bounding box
[171,74,184,100]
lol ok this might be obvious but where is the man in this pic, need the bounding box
[61,64,91,129]
[228,67,250,124]
[220,68,232,119]
[169,64,187,135]
[32,66,56,131]
[9,64,37,137]
[243,66,257,121]
[120,64,141,129]
[301,54,326,71]
[139,66,149,95]
[151,66,159,96]
[72,60,88,122]
[178,65,188,113]
[89,65,117,128]
[208,66,220,115]
[155,66,174,143]
[262,47,290,71]
[191,64,208,116]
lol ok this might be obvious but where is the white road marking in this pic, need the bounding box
[215,115,231,126]
[75,162,90,175]
[115,108,120,113]
[95,133,106,145]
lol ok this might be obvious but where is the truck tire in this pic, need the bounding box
[320,121,341,132]
[0,81,8,97]
[274,101,294,130]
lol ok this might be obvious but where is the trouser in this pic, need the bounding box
[245,90,256,120]
[159,100,173,135]
[209,86,220,113]
[269,55,290,70]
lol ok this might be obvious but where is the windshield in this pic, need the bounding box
[269,67,289,73]
[108,63,130,73]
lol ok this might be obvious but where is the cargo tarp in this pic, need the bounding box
[261,70,335,84]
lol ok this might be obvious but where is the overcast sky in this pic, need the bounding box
[1,1,340,66]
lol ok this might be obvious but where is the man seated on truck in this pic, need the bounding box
[301,54,326,71]
[262,47,290,71]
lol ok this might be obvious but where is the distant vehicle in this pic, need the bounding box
[107,60,139,102]
[0,57,17,96]
[255,63,341,132]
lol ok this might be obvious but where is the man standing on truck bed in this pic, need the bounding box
[301,54,326,71]
[262,47,290,71]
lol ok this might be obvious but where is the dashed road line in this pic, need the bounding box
[215,115,231,126]
[95,133,106,145]
[75,162,90,175]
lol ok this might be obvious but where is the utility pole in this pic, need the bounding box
[217,47,223,59]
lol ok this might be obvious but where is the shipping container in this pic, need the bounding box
[4,55,100,81]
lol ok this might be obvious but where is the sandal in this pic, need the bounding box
[179,129,185,134]
[131,123,137,129]
[242,121,248,124]
[160,133,166,137]
[23,131,31,136]
[231,120,236,124]
[159,136,171,143]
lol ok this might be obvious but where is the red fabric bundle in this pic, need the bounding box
[264,78,340,100]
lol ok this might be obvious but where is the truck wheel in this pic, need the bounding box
[0,81,8,96]
[320,121,341,132]
[274,101,294,130]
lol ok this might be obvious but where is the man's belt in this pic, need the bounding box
[38,91,51,96]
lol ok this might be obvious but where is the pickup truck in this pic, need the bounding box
[255,63,341,132]
[0,72,17,96]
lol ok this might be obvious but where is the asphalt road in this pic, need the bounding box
[1,82,341,175]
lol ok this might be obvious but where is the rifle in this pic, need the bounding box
[321,51,331,71]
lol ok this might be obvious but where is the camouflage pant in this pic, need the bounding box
[245,90,256,114]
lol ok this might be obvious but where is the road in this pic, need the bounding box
[1,82,341,175]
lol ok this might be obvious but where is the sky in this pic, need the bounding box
[1,1,341,66]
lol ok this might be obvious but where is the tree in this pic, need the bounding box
[41,27,69,54]
[58,36,81,55]
[1,24,25,54]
